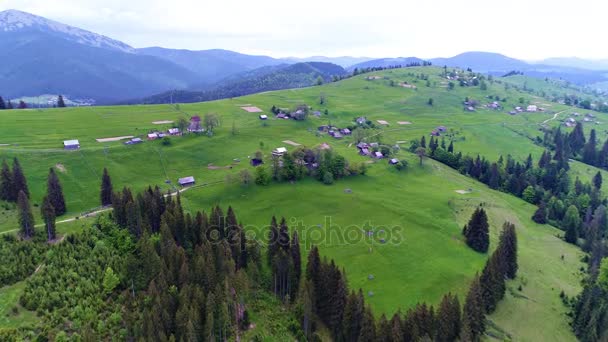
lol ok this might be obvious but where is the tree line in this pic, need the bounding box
[293,221,517,341]
[1,158,66,241]
[413,135,605,246]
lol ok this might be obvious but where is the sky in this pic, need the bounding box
[1,0,607,60]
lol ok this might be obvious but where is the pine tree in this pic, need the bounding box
[12,158,29,199]
[569,122,586,154]
[532,202,548,224]
[47,167,66,215]
[358,306,377,341]
[563,205,581,244]
[463,207,490,253]
[278,217,290,252]
[420,136,426,148]
[0,96,5,110]
[290,231,301,300]
[17,190,35,239]
[267,216,279,265]
[583,129,597,165]
[599,140,608,168]
[593,171,603,190]
[461,275,485,341]
[436,293,461,342]
[7,100,13,110]
[448,141,454,153]
[41,196,56,241]
[57,95,66,108]
[343,291,364,341]
[488,163,500,189]
[0,159,13,201]
[100,168,113,206]
[480,251,506,313]
[498,222,518,279]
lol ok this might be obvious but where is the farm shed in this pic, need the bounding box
[63,139,80,150]
[178,176,196,187]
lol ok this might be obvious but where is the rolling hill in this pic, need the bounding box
[0,66,592,340]
[137,47,285,86]
[349,57,428,70]
[139,62,347,104]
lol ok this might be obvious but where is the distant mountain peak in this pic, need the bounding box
[0,9,134,53]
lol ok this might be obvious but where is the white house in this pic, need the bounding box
[272,147,287,157]
[526,105,538,112]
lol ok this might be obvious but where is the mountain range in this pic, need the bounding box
[2,9,608,104]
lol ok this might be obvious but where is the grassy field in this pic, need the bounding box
[0,66,597,340]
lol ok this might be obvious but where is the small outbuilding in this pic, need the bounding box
[374,151,384,159]
[168,128,180,135]
[147,133,159,140]
[63,139,80,150]
[178,176,195,187]
[259,114,268,120]
[272,147,288,157]
[389,158,399,165]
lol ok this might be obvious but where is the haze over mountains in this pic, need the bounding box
[2,9,608,104]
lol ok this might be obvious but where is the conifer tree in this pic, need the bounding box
[499,221,518,279]
[436,293,461,342]
[290,231,301,300]
[47,167,66,215]
[343,291,364,341]
[569,122,586,154]
[17,190,35,239]
[583,129,597,165]
[448,140,454,153]
[358,306,376,341]
[41,196,56,241]
[564,205,581,244]
[7,100,13,110]
[420,136,426,148]
[12,157,29,199]
[278,217,290,252]
[532,202,548,224]
[0,159,13,201]
[463,207,490,253]
[100,168,113,206]
[461,275,485,341]
[593,171,603,190]
[0,96,4,109]
[480,251,506,313]
[57,95,66,108]
[267,216,279,265]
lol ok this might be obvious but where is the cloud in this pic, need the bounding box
[1,0,607,59]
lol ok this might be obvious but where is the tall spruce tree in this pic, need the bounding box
[563,205,581,244]
[0,159,13,201]
[358,306,377,341]
[463,207,490,253]
[593,171,603,190]
[498,222,518,279]
[41,196,56,241]
[267,216,279,265]
[17,190,35,239]
[290,231,301,300]
[461,275,485,341]
[0,96,5,109]
[100,168,113,206]
[532,202,548,224]
[12,158,29,199]
[569,122,586,155]
[480,251,506,313]
[436,293,461,342]
[57,95,66,107]
[47,167,66,215]
[583,129,597,165]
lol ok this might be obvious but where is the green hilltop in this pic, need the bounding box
[2,65,603,340]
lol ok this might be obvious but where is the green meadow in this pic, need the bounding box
[0,66,599,340]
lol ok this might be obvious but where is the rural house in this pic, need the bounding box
[259,114,268,120]
[389,158,399,165]
[168,128,180,135]
[272,147,287,157]
[356,117,367,125]
[63,139,80,150]
[374,151,384,159]
[188,115,204,132]
[526,105,538,112]
[147,133,159,140]
[178,176,195,187]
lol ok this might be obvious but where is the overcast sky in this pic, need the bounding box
[1,0,606,60]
